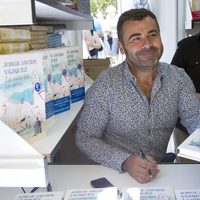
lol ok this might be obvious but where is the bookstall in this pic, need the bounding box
[0,0,93,163]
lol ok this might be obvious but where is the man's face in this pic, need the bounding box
[119,16,163,70]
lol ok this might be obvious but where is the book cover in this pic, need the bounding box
[177,129,200,161]
[67,46,85,103]
[41,49,55,120]
[14,191,64,200]
[64,187,118,200]
[50,47,71,115]
[122,187,176,200]
[0,51,47,144]
[175,189,200,200]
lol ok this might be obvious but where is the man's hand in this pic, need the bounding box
[122,155,160,183]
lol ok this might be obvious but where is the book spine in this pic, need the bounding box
[0,42,30,54]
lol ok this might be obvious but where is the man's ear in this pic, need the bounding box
[118,41,125,54]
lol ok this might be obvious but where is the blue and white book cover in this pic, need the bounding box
[67,46,85,103]
[42,50,55,120]
[50,47,70,115]
[0,51,47,143]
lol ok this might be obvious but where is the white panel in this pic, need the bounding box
[150,0,178,62]
[0,0,34,25]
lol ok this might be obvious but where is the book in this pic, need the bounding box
[40,49,55,120]
[30,43,48,50]
[14,191,64,200]
[66,46,85,103]
[49,47,71,115]
[0,27,31,42]
[122,187,176,200]
[175,189,200,200]
[31,31,49,36]
[0,42,30,54]
[30,38,47,44]
[177,129,200,161]
[64,187,118,200]
[0,51,47,144]
[14,25,54,33]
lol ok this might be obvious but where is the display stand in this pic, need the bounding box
[0,120,48,187]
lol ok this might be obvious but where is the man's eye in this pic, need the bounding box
[131,36,142,42]
[148,32,159,38]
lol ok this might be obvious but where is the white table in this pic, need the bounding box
[0,164,200,200]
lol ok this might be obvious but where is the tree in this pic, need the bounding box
[90,0,117,16]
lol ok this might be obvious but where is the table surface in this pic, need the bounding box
[1,164,200,200]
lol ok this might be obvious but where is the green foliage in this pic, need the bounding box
[90,0,117,17]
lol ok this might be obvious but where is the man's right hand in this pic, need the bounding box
[121,155,160,183]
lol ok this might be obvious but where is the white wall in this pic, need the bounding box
[150,0,178,63]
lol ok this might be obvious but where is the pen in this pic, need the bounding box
[139,150,153,178]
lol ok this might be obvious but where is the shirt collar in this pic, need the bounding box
[123,61,165,84]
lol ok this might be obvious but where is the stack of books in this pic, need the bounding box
[0,27,31,54]
[16,25,54,50]
[47,33,63,48]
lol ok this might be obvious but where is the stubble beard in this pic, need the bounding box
[126,45,163,71]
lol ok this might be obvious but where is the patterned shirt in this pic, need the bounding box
[76,61,200,172]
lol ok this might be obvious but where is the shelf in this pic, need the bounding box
[32,100,84,163]
[0,0,93,29]
[35,0,93,29]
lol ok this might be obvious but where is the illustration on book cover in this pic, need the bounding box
[0,52,46,143]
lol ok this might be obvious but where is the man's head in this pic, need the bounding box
[117,8,160,42]
[117,8,163,70]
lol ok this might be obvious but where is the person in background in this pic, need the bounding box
[171,32,200,98]
[171,32,200,148]
[82,27,102,59]
[76,8,200,183]
[102,5,119,64]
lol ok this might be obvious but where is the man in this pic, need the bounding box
[171,32,200,98]
[76,8,200,183]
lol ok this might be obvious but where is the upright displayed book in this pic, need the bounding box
[67,46,85,103]
[50,47,71,115]
[0,51,47,143]
[41,49,55,120]
[177,128,200,161]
